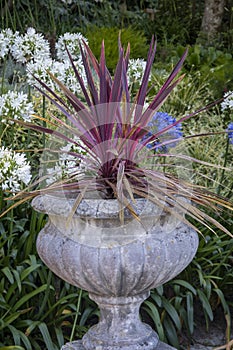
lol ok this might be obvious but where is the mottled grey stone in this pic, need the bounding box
[31,194,163,218]
[32,195,198,350]
[61,340,176,350]
[81,293,159,350]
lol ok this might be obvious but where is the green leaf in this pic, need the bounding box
[25,321,41,337]
[162,299,181,331]
[8,324,32,349]
[174,296,182,310]
[79,307,94,326]
[197,289,213,321]
[38,322,56,350]
[186,292,194,334]
[172,279,197,295]
[20,264,41,281]
[1,267,14,284]
[156,285,163,296]
[40,293,78,321]
[213,288,230,315]
[0,221,6,234]
[5,279,19,303]
[12,270,21,294]
[163,317,180,348]
[150,293,162,307]
[196,269,206,288]
[12,284,48,312]
[55,327,64,348]
[205,279,212,299]
[4,311,22,326]
[0,347,25,350]
[142,300,165,340]
[36,270,52,320]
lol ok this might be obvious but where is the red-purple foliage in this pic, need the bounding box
[11,37,233,234]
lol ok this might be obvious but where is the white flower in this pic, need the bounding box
[127,58,148,85]
[10,27,51,64]
[26,57,87,93]
[45,138,86,185]
[221,91,233,111]
[55,58,87,93]
[0,28,18,60]
[0,90,34,123]
[56,32,88,62]
[26,58,57,90]
[0,91,34,123]
[0,147,32,193]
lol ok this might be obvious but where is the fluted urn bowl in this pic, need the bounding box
[32,194,199,350]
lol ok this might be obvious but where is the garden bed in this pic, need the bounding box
[181,306,233,350]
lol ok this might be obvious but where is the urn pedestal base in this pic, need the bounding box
[61,340,176,350]
[61,293,176,350]
[80,293,159,350]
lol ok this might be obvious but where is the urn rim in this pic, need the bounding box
[31,193,172,220]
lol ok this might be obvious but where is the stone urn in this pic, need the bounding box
[32,194,199,350]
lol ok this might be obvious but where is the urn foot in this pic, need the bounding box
[61,340,176,350]
[61,293,177,350]
[81,293,159,350]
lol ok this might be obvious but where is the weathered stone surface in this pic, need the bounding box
[33,195,198,350]
[61,340,176,350]
[82,293,159,350]
[32,194,163,218]
[36,219,198,294]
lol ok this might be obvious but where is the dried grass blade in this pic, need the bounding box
[65,186,89,227]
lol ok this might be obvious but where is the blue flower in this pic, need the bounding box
[227,122,233,144]
[143,112,183,152]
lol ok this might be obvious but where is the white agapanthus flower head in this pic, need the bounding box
[26,58,57,91]
[0,147,32,193]
[127,58,148,85]
[10,27,51,64]
[0,90,35,123]
[55,32,88,61]
[221,91,233,111]
[54,58,87,93]
[0,28,19,60]
[45,138,87,185]
[26,57,87,93]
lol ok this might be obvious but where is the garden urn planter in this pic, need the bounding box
[32,194,199,350]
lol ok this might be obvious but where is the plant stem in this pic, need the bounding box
[217,137,230,196]
[70,289,83,342]
[0,189,3,212]
[1,56,7,95]
[9,207,14,235]
[42,95,46,148]
[0,124,9,145]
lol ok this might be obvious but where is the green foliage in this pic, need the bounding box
[152,42,233,99]
[149,68,214,116]
[1,0,80,35]
[0,207,98,348]
[141,232,233,349]
[181,45,233,96]
[137,0,203,46]
[1,0,233,51]
[85,26,149,71]
[0,0,148,38]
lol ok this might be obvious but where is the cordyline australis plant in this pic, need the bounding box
[5,37,233,235]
